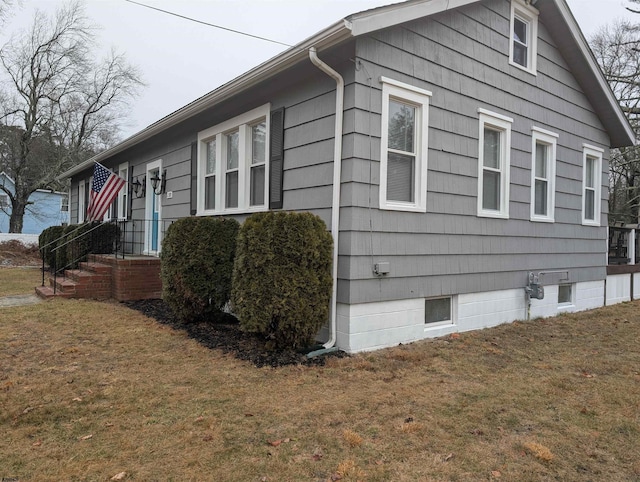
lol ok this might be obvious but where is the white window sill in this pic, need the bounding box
[478,209,509,219]
[557,303,574,312]
[509,59,537,76]
[581,219,600,227]
[197,205,269,217]
[380,201,426,213]
[424,320,454,331]
[530,215,554,223]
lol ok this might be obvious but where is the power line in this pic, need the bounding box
[124,0,293,48]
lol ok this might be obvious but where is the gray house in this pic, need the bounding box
[61,0,635,353]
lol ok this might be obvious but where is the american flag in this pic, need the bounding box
[86,162,126,222]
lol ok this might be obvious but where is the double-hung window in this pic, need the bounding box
[509,0,538,74]
[197,104,270,215]
[0,193,8,209]
[477,109,513,218]
[530,127,557,222]
[379,77,431,212]
[582,144,603,226]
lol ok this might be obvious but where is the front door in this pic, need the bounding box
[145,160,162,255]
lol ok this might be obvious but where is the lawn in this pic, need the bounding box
[0,267,42,297]
[1,272,640,480]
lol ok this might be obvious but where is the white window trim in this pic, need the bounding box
[197,103,270,215]
[78,179,86,223]
[423,295,456,330]
[557,283,575,311]
[530,127,558,223]
[144,159,163,255]
[477,108,513,219]
[379,77,431,213]
[117,162,129,220]
[509,0,539,75]
[582,144,604,226]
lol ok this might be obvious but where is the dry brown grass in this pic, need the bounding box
[1,279,640,480]
[0,266,41,297]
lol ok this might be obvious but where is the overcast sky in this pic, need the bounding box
[1,0,638,140]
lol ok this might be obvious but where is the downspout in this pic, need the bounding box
[308,47,344,352]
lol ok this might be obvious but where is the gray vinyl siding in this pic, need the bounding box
[340,0,610,304]
[69,47,356,258]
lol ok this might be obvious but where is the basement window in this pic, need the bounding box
[425,297,453,326]
[558,284,573,306]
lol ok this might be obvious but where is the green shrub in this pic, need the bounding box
[54,222,120,271]
[39,225,65,269]
[161,216,240,323]
[55,224,80,270]
[231,211,333,350]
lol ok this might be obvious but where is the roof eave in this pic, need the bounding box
[552,0,635,148]
[58,18,354,180]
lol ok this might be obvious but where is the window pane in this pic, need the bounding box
[252,122,266,165]
[483,128,500,169]
[514,17,527,44]
[206,140,216,174]
[483,169,500,210]
[558,284,572,304]
[226,131,239,170]
[585,189,595,220]
[226,171,238,208]
[535,142,547,178]
[205,175,216,210]
[513,43,527,67]
[585,156,595,188]
[534,179,547,216]
[387,151,415,202]
[425,298,451,324]
[388,100,415,153]
[250,165,265,206]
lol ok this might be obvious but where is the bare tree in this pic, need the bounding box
[0,1,143,232]
[591,20,640,224]
[0,0,17,25]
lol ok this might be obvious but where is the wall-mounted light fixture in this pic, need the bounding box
[132,176,146,198]
[150,170,167,195]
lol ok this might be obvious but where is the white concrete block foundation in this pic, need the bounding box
[337,280,608,353]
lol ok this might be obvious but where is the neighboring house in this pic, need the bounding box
[60,0,635,353]
[0,172,69,234]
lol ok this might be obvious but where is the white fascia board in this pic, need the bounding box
[349,0,479,36]
[555,0,635,147]
[58,19,354,180]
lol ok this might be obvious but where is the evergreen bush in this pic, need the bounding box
[55,224,79,270]
[232,211,333,350]
[55,222,120,271]
[161,216,240,323]
[39,225,65,269]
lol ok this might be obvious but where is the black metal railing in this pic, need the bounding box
[48,222,120,293]
[40,218,173,293]
[113,218,174,259]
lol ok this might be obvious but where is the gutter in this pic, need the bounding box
[308,47,344,352]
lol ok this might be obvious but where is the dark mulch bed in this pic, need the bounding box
[123,299,348,368]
